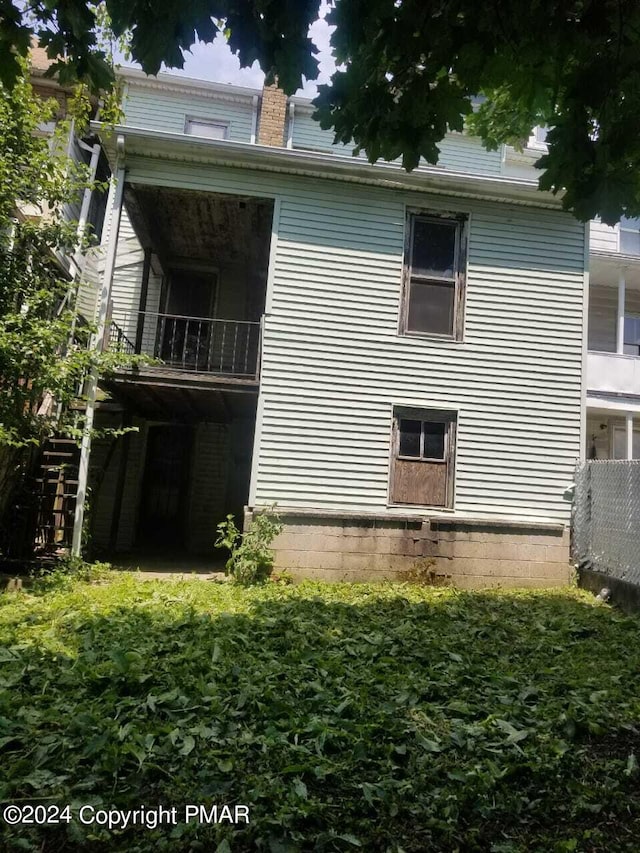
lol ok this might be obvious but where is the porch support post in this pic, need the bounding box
[135,247,152,354]
[626,412,634,460]
[617,271,626,354]
[72,160,126,556]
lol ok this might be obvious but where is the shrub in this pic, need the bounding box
[215,507,283,586]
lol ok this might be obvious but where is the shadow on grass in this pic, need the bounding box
[1,582,640,852]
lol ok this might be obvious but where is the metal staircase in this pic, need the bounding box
[32,437,80,552]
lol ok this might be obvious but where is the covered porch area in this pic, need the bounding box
[586,401,640,460]
[87,383,257,563]
[106,183,274,383]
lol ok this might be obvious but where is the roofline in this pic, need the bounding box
[116,65,261,101]
[92,122,563,209]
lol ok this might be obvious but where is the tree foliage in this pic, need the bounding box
[0,65,130,452]
[2,1,640,221]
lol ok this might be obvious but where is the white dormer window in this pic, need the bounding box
[184,117,229,139]
[527,125,548,151]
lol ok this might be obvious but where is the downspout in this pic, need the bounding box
[250,94,258,144]
[71,135,126,556]
[286,102,295,149]
[74,140,102,257]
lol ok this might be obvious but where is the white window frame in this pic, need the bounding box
[527,125,549,151]
[184,116,230,140]
[400,210,468,341]
[397,417,448,463]
[618,217,640,256]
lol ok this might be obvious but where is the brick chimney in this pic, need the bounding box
[257,83,288,147]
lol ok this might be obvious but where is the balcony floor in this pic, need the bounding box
[102,367,258,422]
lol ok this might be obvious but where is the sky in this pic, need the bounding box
[117,2,336,98]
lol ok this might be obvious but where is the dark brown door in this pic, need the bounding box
[139,425,192,546]
[160,271,217,369]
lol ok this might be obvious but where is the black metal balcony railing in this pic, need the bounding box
[109,321,136,355]
[109,312,261,378]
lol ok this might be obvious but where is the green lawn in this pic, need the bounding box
[1,574,640,852]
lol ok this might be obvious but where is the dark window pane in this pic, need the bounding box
[412,219,456,278]
[407,279,455,335]
[399,419,421,457]
[423,422,446,459]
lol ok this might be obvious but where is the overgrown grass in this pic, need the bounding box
[1,575,640,852]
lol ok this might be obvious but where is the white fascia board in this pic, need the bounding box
[116,66,261,101]
[92,122,563,209]
[586,394,640,413]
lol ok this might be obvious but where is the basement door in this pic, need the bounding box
[138,425,192,546]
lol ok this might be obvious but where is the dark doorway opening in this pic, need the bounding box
[138,424,192,548]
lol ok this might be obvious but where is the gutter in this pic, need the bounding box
[91,122,561,209]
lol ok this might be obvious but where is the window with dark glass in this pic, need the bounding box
[391,409,457,507]
[401,213,466,339]
[624,315,640,356]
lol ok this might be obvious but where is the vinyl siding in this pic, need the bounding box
[123,85,254,143]
[291,109,502,176]
[124,156,585,524]
[590,220,618,253]
[109,210,162,353]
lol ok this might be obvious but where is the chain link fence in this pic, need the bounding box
[573,460,640,585]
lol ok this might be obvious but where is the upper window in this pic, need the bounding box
[185,117,229,140]
[624,316,640,356]
[390,408,457,508]
[400,213,467,340]
[619,217,640,255]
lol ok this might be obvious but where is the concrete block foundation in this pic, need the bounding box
[247,510,572,588]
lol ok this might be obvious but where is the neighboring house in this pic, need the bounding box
[75,67,600,586]
[585,218,640,460]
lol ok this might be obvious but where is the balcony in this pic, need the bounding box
[109,312,261,381]
[587,351,640,397]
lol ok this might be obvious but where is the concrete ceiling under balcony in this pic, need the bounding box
[124,185,273,271]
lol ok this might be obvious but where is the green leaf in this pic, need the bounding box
[293,777,308,799]
[179,736,195,756]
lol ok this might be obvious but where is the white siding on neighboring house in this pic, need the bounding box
[290,108,503,176]
[124,156,585,524]
[590,219,619,254]
[123,85,255,143]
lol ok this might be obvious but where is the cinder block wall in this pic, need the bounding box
[246,510,572,588]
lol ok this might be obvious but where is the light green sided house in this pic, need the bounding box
[68,67,638,587]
